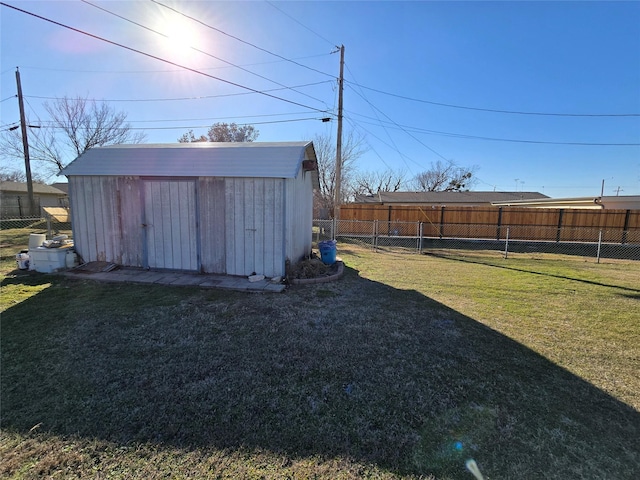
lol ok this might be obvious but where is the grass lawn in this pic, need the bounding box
[1,245,639,479]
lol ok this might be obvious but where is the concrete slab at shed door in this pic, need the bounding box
[143,179,198,271]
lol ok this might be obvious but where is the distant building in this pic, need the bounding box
[0,181,68,218]
[353,191,548,207]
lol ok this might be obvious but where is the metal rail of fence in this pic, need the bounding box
[313,219,640,263]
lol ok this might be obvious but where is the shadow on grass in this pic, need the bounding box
[1,267,639,479]
[427,252,640,293]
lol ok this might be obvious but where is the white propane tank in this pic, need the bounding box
[65,250,79,268]
[16,252,30,270]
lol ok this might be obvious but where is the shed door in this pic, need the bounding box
[143,180,198,271]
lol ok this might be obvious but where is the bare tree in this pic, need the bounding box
[352,168,407,196]
[1,96,145,176]
[313,130,366,218]
[45,96,146,159]
[411,160,477,192]
[178,122,259,143]
[0,166,45,183]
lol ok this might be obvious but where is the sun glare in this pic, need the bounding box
[158,16,202,63]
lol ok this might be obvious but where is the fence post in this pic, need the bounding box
[504,227,510,259]
[46,215,52,238]
[418,222,423,254]
[332,217,337,241]
[596,229,603,264]
[374,219,378,251]
[622,210,630,245]
[556,209,564,242]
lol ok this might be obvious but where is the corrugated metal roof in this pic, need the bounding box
[353,191,549,204]
[59,142,317,179]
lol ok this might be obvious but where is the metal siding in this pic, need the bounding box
[247,179,258,273]
[198,178,226,273]
[223,177,285,277]
[285,168,313,264]
[117,177,143,267]
[225,178,241,276]
[261,178,276,276]
[68,177,88,263]
[143,179,198,271]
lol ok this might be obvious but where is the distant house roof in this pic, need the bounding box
[0,181,67,196]
[50,182,69,194]
[59,142,318,181]
[492,195,640,210]
[353,191,549,205]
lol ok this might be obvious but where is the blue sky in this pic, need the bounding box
[1,0,639,198]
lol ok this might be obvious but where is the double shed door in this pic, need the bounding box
[142,179,199,271]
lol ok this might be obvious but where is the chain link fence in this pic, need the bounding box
[313,219,640,263]
[0,216,73,259]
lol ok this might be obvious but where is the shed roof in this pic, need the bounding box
[60,142,318,181]
[353,191,549,205]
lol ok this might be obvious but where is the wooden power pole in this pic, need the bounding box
[333,45,345,220]
[15,67,36,216]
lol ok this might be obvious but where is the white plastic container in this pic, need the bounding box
[16,252,30,270]
[65,250,79,268]
[28,233,46,249]
[28,247,70,273]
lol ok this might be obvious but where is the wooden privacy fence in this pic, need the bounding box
[338,205,639,242]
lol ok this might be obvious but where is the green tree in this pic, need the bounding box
[178,122,259,143]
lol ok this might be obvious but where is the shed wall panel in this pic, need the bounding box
[224,177,284,277]
[198,177,226,273]
[284,168,313,263]
[143,179,198,270]
[116,177,143,267]
[69,176,119,263]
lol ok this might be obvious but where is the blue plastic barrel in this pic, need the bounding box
[318,240,337,265]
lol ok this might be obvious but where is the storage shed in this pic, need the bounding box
[60,141,319,278]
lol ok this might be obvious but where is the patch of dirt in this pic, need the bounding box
[286,253,340,280]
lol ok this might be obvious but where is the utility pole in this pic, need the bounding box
[16,67,36,217]
[333,44,344,220]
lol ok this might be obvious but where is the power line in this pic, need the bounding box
[348,81,640,118]
[345,83,450,162]
[80,0,330,108]
[345,109,640,146]
[126,111,328,124]
[33,111,328,126]
[265,1,336,47]
[0,2,330,114]
[344,63,418,174]
[150,0,336,79]
[24,81,332,103]
[15,53,331,74]
[344,116,417,173]
[33,116,326,132]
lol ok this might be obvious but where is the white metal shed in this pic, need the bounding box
[60,141,319,278]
